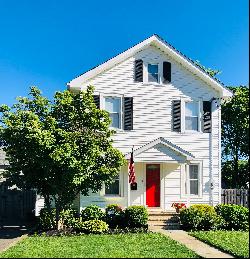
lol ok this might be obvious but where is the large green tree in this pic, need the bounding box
[221,85,249,188]
[0,86,125,227]
[195,60,249,188]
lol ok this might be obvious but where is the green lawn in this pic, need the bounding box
[189,231,249,258]
[1,233,199,258]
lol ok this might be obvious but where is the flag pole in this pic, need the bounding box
[128,145,134,207]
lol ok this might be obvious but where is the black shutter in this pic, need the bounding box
[173,100,181,132]
[134,59,143,82]
[93,95,100,109]
[203,101,212,133]
[163,61,171,83]
[124,97,133,130]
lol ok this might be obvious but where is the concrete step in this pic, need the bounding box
[149,222,180,230]
[148,214,180,222]
[148,211,178,216]
[149,220,179,226]
[148,215,179,220]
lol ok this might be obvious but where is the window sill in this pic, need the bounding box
[181,194,203,199]
[110,127,135,132]
[142,82,169,87]
[109,127,124,132]
[104,195,122,198]
[180,130,203,134]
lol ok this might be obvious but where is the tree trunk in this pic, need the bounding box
[233,152,239,188]
[54,197,63,230]
[44,194,56,229]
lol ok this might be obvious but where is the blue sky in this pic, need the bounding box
[0,0,248,106]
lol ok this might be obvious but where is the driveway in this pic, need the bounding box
[0,225,30,252]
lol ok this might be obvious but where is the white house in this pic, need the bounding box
[67,34,232,212]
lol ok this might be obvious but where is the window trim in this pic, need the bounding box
[101,95,124,130]
[104,176,120,196]
[184,162,203,198]
[147,63,159,83]
[181,100,202,133]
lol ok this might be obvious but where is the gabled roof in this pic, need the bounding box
[125,137,195,161]
[68,34,232,98]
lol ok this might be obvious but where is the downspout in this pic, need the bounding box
[209,99,215,206]
[218,99,222,204]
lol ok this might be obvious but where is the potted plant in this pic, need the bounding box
[171,202,186,213]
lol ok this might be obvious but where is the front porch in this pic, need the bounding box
[125,138,196,211]
[80,137,198,212]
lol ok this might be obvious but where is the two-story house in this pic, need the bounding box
[67,34,232,212]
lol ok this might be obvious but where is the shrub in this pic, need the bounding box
[74,219,108,234]
[60,209,79,228]
[105,204,124,228]
[179,204,222,231]
[81,204,105,221]
[124,205,148,228]
[38,208,56,230]
[215,204,249,230]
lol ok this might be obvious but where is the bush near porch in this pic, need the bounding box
[38,204,148,234]
[179,204,249,231]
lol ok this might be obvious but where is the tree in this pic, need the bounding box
[221,160,249,189]
[0,86,125,228]
[194,60,221,78]
[195,60,249,188]
[221,86,249,188]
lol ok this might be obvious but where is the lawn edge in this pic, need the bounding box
[188,231,247,258]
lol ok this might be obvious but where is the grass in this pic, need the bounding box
[0,233,199,258]
[189,230,249,258]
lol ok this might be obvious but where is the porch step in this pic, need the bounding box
[148,215,180,223]
[148,222,180,230]
[147,210,178,216]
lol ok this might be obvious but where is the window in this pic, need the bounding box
[186,165,199,195]
[185,102,199,131]
[105,177,119,195]
[105,97,121,129]
[148,64,159,83]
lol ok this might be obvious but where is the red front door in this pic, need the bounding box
[146,164,160,207]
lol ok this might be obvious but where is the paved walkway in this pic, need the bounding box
[150,226,234,258]
[0,226,29,253]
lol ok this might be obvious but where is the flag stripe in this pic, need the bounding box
[129,150,135,184]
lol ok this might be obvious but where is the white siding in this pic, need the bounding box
[71,45,221,210]
[135,144,185,163]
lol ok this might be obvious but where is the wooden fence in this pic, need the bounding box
[221,189,249,207]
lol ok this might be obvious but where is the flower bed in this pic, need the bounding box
[38,204,148,234]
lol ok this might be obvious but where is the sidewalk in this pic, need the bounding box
[149,226,234,258]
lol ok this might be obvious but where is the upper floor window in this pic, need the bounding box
[148,64,159,83]
[185,102,199,131]
[105,97,121,129]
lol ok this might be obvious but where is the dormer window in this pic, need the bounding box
[148,64,159,83]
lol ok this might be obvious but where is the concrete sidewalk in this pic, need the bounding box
[0,226,29,253]
[150,226,234,258]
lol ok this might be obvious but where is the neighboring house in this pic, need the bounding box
[67,34,232,212]
[0,149,8,182]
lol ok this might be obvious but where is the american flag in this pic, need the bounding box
[129,148,135,184]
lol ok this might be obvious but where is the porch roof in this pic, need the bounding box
[125,137,195,163]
